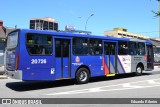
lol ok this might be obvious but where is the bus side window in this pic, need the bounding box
[26,34,52,55]
[72,37,88,55]
[29,47,36,54]
[137,42,145,55]
[118,41,128,55]
[89,38,102,55]
[128,42,137,55]
[110,43,116,55]
[104,43,109,55]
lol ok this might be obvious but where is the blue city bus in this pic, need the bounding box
[5,29,154,84]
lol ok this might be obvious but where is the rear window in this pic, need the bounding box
[7,31,18,49]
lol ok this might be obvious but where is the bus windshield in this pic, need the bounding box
[7,31,18,49]
[0,41,6,52]
[0,41,6,65]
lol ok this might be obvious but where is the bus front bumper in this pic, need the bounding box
[5,70,22,80]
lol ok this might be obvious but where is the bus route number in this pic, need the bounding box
[31,59,47,64]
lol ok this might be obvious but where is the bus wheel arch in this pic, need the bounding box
[135,62,144,76]
[75,65,90,84]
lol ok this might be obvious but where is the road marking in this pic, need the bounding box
[147,80,160,84]
[89,88,105,92]
[122,83,143,88]
[45,78,160,96]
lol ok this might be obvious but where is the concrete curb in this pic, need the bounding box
[0,75,8,79]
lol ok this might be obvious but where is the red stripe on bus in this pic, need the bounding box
[102,56,109,74]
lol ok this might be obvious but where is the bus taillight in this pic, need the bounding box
[16,53,20,70]
[144,56,147,61]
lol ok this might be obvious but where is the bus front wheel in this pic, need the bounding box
[135,65,143,76]
[75,68,90,84]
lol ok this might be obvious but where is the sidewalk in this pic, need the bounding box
[153,66,160,71]
[0,75,8,79]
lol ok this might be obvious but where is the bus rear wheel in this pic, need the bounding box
[76,68,90,84]
[135,65,143,76]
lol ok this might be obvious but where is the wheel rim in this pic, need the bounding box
[137,67,142,74]
[79,71,87,82]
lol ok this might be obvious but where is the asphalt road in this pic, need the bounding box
[0,67,160,106]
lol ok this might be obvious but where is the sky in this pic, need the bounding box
[0,0,158,37]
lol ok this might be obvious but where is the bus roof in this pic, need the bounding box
[11,29,152,44]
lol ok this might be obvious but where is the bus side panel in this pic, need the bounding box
[130,56,138,73]
[71,56,87,78]
[20,54,55,81]
[22,68,55,80]
[86,56,104,77]
[19,31,55,81]
[71,56,104,78]
[131,56,147,72]
[117,56,125,74]
[108,55,116,74]
[118,55,131,73]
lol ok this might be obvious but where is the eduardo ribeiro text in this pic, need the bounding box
[131,99,158,104]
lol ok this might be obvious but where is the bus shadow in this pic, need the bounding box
[6,79,75,92]
[6,72,153,92]
[90,72,152,83]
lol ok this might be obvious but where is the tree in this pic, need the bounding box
[152,10,160,17]
[151,0,160,17]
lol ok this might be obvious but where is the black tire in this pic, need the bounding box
[135,65,143,76]
[75,68,90,84]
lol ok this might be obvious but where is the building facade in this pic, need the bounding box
[104,28,150,40]
[30,17,58,31]
[104,28,160,65]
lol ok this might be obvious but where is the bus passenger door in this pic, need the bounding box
[146,44,154,70]
[55,38,71,79]
[103,41,117,75]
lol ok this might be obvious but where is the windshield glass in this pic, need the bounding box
[0,40,6,65]
[7,31,18,49]
[0,42,6,52]
[0,50,4,64]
